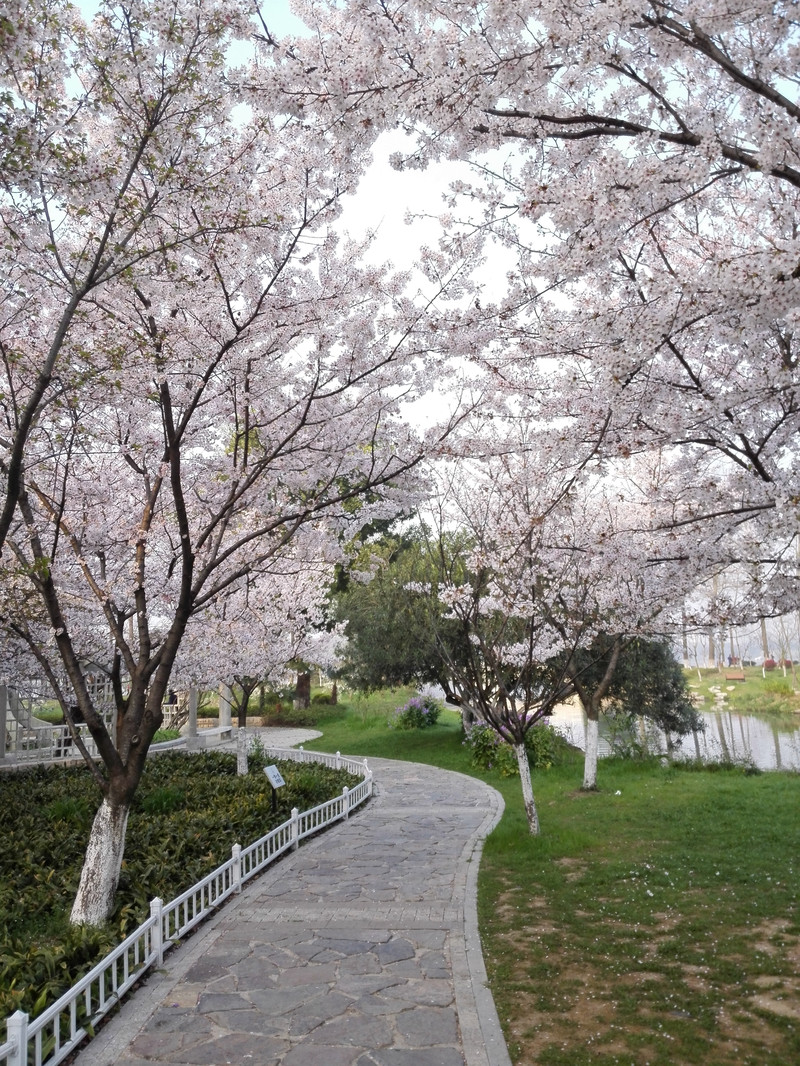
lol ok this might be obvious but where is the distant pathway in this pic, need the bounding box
[77,758,511,1066]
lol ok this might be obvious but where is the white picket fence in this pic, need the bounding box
[0,748,372,1066]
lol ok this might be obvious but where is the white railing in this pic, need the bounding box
[1,749,371,1066]
[2,720,102,764]
[0,682,117,765]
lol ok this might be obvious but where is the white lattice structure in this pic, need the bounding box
[0,680,116,766]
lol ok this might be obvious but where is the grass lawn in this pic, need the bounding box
[312,691,800,1066]
[686,665,800,716]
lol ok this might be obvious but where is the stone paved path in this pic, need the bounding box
[77,757,511,1066]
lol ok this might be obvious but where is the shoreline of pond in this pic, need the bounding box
[549,700,800,772]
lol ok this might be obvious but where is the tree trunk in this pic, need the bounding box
[664,728,675,757]
[218,682,233,729]
[295,671,311,710]
[515,742,540,835]
[461,701,480,731]
[233,677,259,728]
[70,797,130,926]
[330,681,338,705]
[572,639,620,792]
[582,713,599,790]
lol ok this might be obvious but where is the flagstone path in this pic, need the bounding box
[76,753,511,1066]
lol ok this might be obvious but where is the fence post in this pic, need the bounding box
[291,808,299,850]
[335,750,341,770]
[150,898,164,967]
[7,1010,27,1066]
[232,844,242,893]
[342,786,349,821]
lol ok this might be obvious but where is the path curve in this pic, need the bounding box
[76,758,511,1066]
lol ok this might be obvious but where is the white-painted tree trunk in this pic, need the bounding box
[583,716,599,790]
[219,682,233,729]
[237,726,248,776]
[70,798,130,926]
[515,742,540,835]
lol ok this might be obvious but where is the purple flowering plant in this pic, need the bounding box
[389,694,442,730]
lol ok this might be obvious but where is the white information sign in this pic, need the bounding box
[264,765,286,789]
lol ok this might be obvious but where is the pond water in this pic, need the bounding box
[549,701,800,772]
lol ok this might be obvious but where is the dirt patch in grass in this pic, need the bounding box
[681,963,714,994]
[616,969,668,986]
[554,856,587,882]
[742,920,800,1023]
[651,910,681,930]
[511,963,634,1065]
[750,986,800,1021]
[715,1003,797,1059]
[488,901,800,1066]
[750,917,797,955]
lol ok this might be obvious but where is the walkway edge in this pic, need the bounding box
[451,772,512,1066]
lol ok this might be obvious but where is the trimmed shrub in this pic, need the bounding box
[466,724,519,776]
[465,721,561,776]
[389,694,442,729]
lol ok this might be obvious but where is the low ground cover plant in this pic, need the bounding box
[0,751,359,1020]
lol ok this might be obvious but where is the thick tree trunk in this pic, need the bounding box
[515,742,540,835]
[582,714,599,790]
[233,678,259,728]
[295,671,311,709]
[70,797,130,926]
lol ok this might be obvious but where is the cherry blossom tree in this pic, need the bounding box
[171,547,339,716]
[0,0,478,925]
[1,0,322,553]
[420,435,692,832]
[281,1,800,618]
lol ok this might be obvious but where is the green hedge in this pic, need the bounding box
[0,752,359,1019]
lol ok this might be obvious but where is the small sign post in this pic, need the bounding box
[264,764,286,813]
